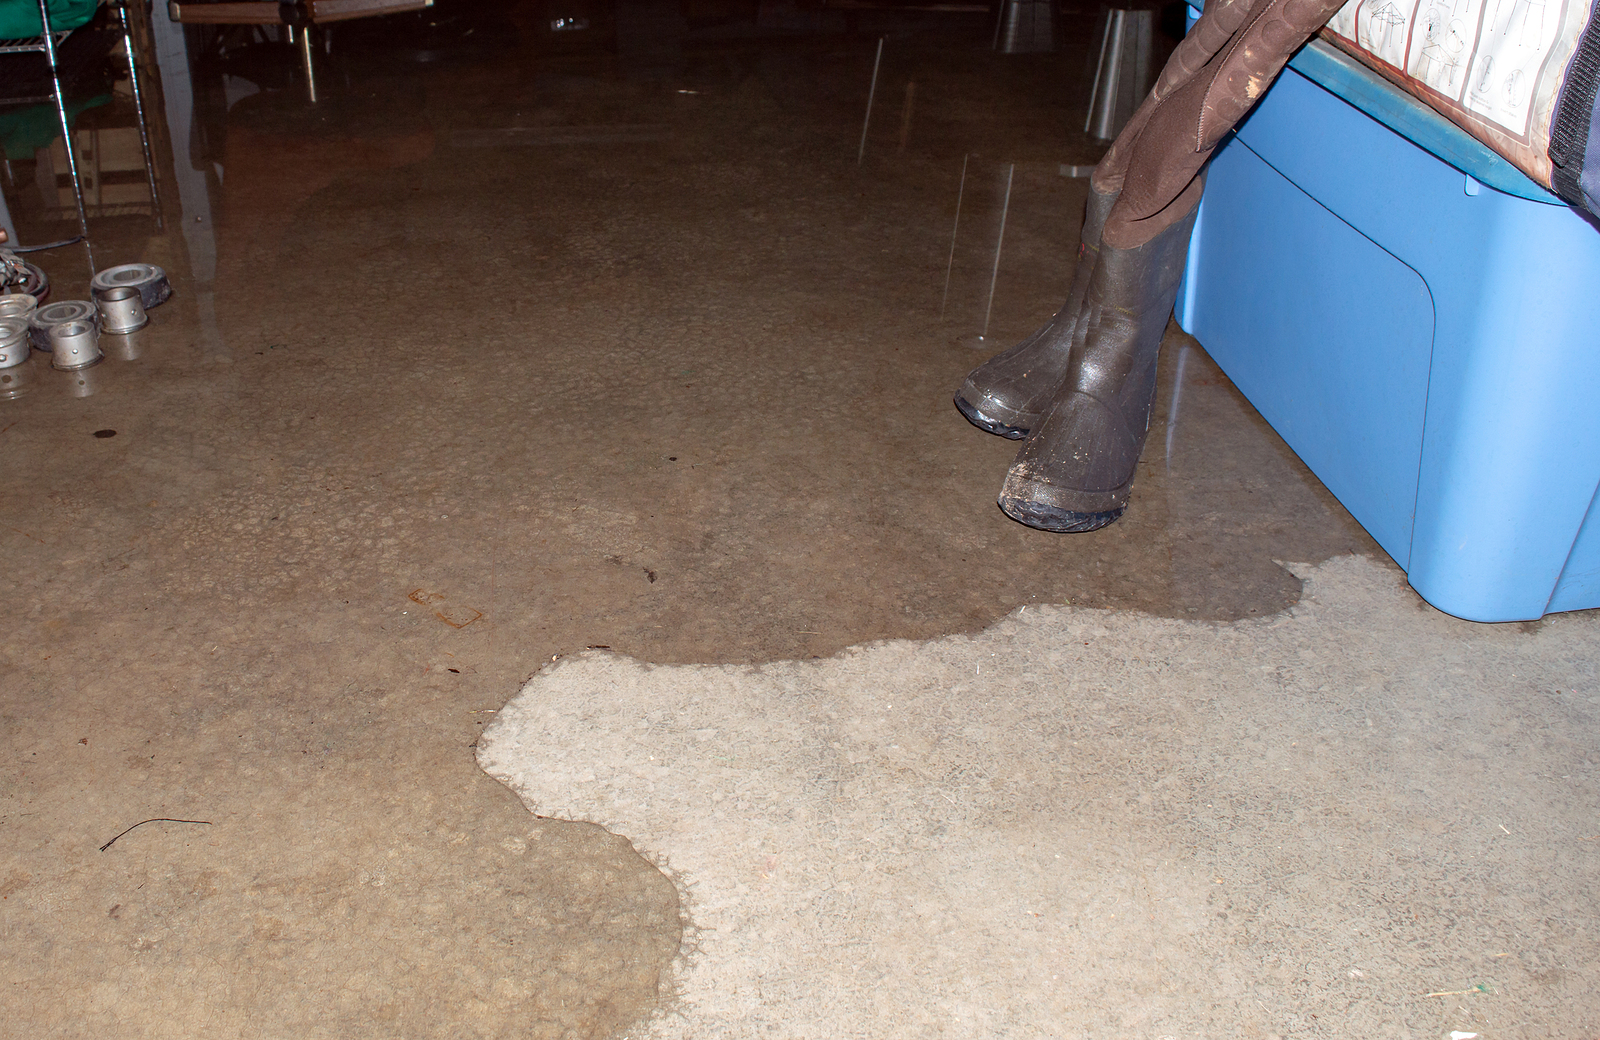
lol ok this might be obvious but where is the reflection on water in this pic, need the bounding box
[149,7,223,358]
[58,357,101,397]
[108,0,1363,639]
[0,11,1399,1040]
[100,326,146,360]
[0,354,36,398]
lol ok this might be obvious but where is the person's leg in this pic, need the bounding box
[1091,0,1258,196]
[997,0,1348,532]
[1100,0,1353,249]
[953,0,1258,439]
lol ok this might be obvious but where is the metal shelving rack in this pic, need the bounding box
[0,0,163,276]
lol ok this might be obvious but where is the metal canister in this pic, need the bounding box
[91,264,171,310]
[97,286,148,333]
[31,300,98,351]
[49,320,102,370]
[0,293,37,321]
[0,318,29,367]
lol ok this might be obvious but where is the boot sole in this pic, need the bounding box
[998,495,1124,533]
[953,392,1031,440]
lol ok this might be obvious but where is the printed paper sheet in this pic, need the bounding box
[1319,0,1595,187]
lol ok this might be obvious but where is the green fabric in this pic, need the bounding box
[0,0,98,39]
[0,94,109,160]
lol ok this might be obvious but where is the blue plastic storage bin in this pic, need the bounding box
[1174,36,1600,622]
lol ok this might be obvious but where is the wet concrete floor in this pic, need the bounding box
[1,3,1380,1036]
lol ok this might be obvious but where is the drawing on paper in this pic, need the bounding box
[1320,0,1587,183]
[1418,8,1468,88]
[1360,0,1412,64]
[1505,0,1548,45]
[1406,0,1482,100]
[1463,0,1568,133]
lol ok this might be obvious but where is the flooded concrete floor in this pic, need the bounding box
[0,4,1385,1036]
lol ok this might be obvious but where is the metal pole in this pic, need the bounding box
[300,25,318,103]
[117,1,163,231]
[1085,13,1126,136]
[37,0,94,277]
[980,163,1014,340]
[940,153,969,319]
[856,37,883,165]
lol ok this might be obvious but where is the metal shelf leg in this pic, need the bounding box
[36,0,95,277]
[118,0,163,231]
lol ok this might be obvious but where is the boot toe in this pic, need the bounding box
[953,390,1030,439]
[997,492,1123,533]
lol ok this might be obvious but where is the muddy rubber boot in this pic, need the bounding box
[996,203,1198,532]
[953,185,1118,439]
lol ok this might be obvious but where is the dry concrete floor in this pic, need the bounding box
[481,556,1600,1039]
[0,13,1540,1039]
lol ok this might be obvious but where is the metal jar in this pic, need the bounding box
[49,320,102,370]
[97,286,148,333]
[31,300,99,351]
[91,264,171,311]
[0,317,29,367]
[0,293,37,321]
